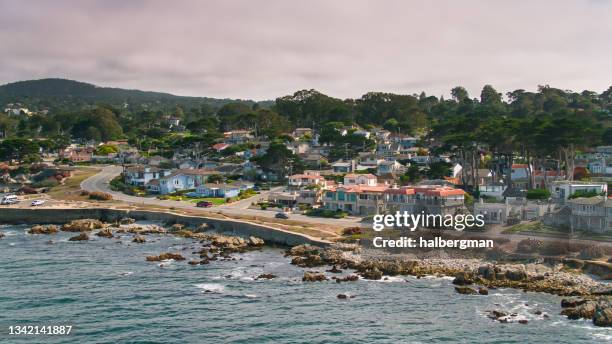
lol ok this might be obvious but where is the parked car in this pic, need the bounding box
[31,199,46,207]
[196,201,213,208]
[1,195,19,205]
[275,212,289,219]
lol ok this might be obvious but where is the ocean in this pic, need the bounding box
[0,224,610,344]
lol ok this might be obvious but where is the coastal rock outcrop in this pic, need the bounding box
[302,271,327,282]
[132,235,146,243]
[62,219,105,232]
[248,236,265,247]
[452,271,474,285]
[478,287,489,295]
[119,217,136,225]
[68,233,89,241]
[560,301,596,320]
[0,231,4,239]
[594,306,612,327]
[95,229,114,238]
[146,253,186,261]
[28,225,58,235]
[334,275,359,283]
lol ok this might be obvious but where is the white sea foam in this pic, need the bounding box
[243,294,257,298]
[195,283,225,293]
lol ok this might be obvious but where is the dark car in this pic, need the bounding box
[275,212,289,219]
[196,201,213,208]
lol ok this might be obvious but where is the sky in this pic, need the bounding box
[1,0,611,100]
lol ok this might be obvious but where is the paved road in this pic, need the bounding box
[80,165,363,227]
[79,166,612,246]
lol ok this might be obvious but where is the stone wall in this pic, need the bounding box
[0,208,329,247]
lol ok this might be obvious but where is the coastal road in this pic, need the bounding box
[80,165,363,228]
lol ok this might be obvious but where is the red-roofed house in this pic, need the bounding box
[212,143,230,153]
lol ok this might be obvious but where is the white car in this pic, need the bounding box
[1,195,19,205]
[31,200,46,207]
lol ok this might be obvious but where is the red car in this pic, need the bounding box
[196,201,213,208]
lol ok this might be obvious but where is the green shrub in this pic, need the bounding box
[526,188,551,200]
[569,189,603,199]
[32,179,60,188]
[306,208,348,219]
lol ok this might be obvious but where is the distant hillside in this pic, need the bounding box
[0,78,271,112]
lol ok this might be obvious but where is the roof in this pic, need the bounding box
[568,196,606,205]
[511,164,529,169]
[344,173,377,179]
[162,169,218,179]
[502,186,526,198]
[290,174,323,180]
[212,143,230,150]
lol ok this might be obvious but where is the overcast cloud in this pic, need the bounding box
[0,0,610,100]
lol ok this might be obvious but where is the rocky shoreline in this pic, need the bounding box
[21,218,612,327]
[285,243,612,327]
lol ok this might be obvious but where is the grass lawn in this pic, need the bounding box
[187,197,227,205]
[47,167,102,202]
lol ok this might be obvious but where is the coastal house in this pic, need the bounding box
[549,180,607,203]
[566,196,612,233]
[123,165,170,187]
[384,185,465,217]
[323,184,388,215]
[288,171,326,188]
[292,128,313,138]
[331,160,355,174]
[377,160,403,175]
[479,182,506,200]
[343,173,377,186]
[224,130,253,144]
[194,181,254,198]
[60,147,94,162]
[212,143,231,153]
[159,169,217,194]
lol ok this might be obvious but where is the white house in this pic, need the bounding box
[343,173,378,186]
[550,180,608,202]
[159,169,217,194]
[123,165,170,187]
[288,171,326,188]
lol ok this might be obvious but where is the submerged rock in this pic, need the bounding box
[478,287,489,295]
[28,225,58,235]
[302,271,327,282]
[68,233,89,241]
[0,231,4,239]
[119,217,136,225]
[326,265,343,273]
[256,273,277,280]
[95,228,114,238]
[359,267,383,280]
[334,274,359,283]
[146,253,186,262]
[455,286,477,295]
